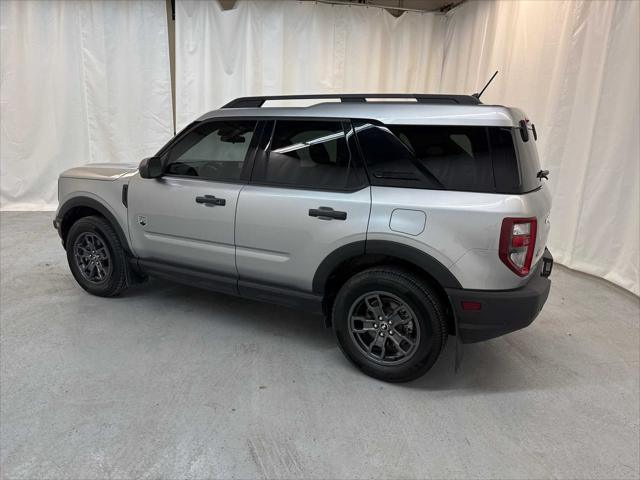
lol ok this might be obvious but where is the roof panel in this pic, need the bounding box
[197,103,520,127]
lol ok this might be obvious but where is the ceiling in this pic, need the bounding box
[217,0,464,14]
[350,0,462,13]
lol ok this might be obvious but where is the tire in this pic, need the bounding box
[332,267,447,382]
[65,215,129,297]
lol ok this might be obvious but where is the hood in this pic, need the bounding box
[59,163,139,181]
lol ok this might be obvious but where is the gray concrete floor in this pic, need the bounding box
[1,212,638,479]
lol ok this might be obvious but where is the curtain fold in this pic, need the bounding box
[1,0,637,295]
[0,0,173,211]
[175,0,638,295]
[174,0,445,130]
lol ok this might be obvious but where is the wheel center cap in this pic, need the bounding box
[380,323,388,330]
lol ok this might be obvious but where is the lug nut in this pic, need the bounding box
[389,331,394,336]
[373,323,378,328]
[379,332,384,337]
[378,316,383,320]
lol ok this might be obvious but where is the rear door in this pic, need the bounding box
[235,119,370,293]
[128,119,260,278]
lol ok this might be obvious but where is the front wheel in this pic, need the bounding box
[332,267,447,382]
[66,215,129,297]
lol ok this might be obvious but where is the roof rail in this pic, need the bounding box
[222,94,481,108]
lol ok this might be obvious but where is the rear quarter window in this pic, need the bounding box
[390,124,495,193]
[355,121,542,194]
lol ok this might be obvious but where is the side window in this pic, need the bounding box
[489,127,521,193]
[389,125,494,192]
[164,120,257,182]
[252,120,352,190]
[354,122,441,189]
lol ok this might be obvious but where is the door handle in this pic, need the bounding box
[309,207,347,220]
[196,195,226,207]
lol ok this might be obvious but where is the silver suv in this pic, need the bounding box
[54,94,553,382]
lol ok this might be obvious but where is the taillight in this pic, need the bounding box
[499,217,537,276]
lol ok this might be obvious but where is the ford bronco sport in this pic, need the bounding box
[54,94,553,382]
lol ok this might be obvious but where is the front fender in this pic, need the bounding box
[56,194,133,256]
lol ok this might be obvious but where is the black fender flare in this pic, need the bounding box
[57,196,133,255]
[312,240,462,293]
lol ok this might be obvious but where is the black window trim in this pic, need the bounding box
[247,117,370,193]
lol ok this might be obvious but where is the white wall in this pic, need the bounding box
[0,0,174,210]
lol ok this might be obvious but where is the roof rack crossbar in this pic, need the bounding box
[222,94,481,108]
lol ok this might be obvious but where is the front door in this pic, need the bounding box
[128,119,259,278]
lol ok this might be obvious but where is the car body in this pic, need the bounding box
[54,94,553,381]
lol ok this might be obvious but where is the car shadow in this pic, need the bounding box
[122,277,335,351]
[122,277,576,394]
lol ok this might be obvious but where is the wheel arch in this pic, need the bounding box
[313,240,461,331]
[57,196,132,255]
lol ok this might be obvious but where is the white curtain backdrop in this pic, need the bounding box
[0,0,173,211]
[1,0,637,295]
[174,0,445,131]
[174,0,639,295]
[440,0,639,295]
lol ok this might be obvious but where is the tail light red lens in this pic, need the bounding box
[499,217,537,276]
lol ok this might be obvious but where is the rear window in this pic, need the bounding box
[354,121,541,194]
[514,131,543,192]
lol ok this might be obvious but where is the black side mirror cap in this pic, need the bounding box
[139,156,163,179]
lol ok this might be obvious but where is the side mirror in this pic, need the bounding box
[139,156,163,179]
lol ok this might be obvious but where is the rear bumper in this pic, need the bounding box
[446,248,553,344]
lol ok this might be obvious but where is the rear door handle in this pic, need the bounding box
[196,195,226,207]
[309,207,347,221]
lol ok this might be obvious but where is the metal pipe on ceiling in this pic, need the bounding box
[315,0,453,14]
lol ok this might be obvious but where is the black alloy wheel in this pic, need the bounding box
[73,232,112,284]
[348,291,421,365]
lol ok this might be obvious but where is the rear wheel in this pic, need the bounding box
[332,267,446,382]
[66,216,129,297]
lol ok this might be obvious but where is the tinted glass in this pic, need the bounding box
[354,123,439,189]
[356,122,533,193]
[165,120,257,181]
[253,120,351,189]
[489,127,520,193]
[514,130,543,192]
[390,125,494,192]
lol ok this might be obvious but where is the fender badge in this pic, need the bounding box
[137,215,147,227]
